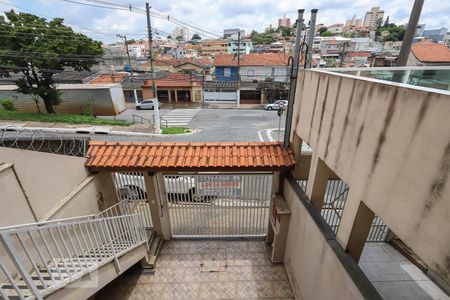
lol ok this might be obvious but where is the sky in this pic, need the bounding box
[0,0,449,43]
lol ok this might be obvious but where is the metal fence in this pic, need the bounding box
[163,173,273,238]
[110,172,153,229]
[297,179,389,241]
[0,213,146,299]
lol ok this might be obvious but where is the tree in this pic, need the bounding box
[318,27,328,35]
[383,16,390,27]
[250,30,258,38]
[257,79,288,103]
[191,33,201,40]
[279,26,292,38]
[176,35,183,41]
[250,29,276,45]
[167,35,173,39]
[321,31,333,37]
[0,10,103,113]
[126,39,136,44]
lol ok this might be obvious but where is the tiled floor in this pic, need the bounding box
[360,242,449,300]
[97,240,294,299]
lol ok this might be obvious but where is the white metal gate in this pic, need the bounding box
[111,172,153,228]
[163,173,273,238]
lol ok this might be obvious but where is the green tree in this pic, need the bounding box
[167,35,173,39]
[321,31,333,37]
[176,35,183,41]
[257,79,288,103]
[279,26,292,37]
[126,39,136,44]
[191,33,201,40]
[0,10,103,113]
[250,29,276,45]
[318,27,328,35]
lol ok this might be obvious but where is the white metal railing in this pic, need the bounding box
[97,200,153,229]
[0,213,146,300]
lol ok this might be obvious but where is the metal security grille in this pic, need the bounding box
[297,179,388,241]
[163,173,273,238]
[111,172,152,228]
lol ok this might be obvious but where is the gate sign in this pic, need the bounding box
[198,176,241,197]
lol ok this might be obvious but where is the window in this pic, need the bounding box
[247,69,255,77]
[224,68,231,77]
[271,68,277,77]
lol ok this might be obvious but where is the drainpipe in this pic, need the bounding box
[283,9,304,149]
[306,9,318,69]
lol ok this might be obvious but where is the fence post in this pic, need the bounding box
[0,233,43,300]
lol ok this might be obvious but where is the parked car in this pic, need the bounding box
[113,173,209,202]
[264,100,288,110]
[136,99,161,110]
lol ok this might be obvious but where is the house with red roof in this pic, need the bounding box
[407,42,450,66]
[141,73,203,103]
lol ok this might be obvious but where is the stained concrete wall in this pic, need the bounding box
[0,148,116,223]
[282,177,375,300]
[0,84,125,116]
[291,69,450,285]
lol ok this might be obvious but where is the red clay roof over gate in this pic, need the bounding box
[85,141,295,171]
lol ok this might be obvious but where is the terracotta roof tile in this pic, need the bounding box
[214,53,290,66]
[85,142,295,171]
[411,42,450,63]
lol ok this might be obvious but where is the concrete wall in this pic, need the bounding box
[282,176,377,300]
[0,148,116,224]
[239,66,289,82]
[291,69,450,285]
[0,84,126,116]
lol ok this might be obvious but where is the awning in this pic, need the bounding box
[85,141,295,172]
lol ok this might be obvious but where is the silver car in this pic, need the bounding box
[136,99,161,110]
[264,100,288,110]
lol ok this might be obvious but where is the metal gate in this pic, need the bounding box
[298,179,389,241]
[111,172,153,228]
[163,173,273,238]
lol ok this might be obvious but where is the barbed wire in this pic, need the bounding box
[0,126,89,156]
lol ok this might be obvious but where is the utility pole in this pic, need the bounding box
[283,9,304,148]
[339,41,348,67]
[146,2,160,134]
[306,9,318,69]
[396,0,424,66]
[237,30,241,108]
[116,33,139,105]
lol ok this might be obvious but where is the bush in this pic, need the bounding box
[0,99,15,111]
[82,103,93,116]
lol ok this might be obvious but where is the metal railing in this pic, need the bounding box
[163,173,273,238]
[97,200,152,229]
[0,213,146,299]
[131,114,153,127]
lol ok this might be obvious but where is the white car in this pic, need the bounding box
[114,174,207,202]
[136,99,161,110]
[264,100,288,110]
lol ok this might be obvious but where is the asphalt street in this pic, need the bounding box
[98,108,286,142]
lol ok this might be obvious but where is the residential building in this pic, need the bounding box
[342,51,372,67]
[345,15,362,27]
[127,41,148,58]
[141,73,202,103]
[407,42,450,66]
[214,53,289,83]
[315,36,351,58]
[415,24,426,37]
[269,42,288,53]
[422,27,448,42]
[223,28,245,39]
[327,24,345,36]
[227,39,253,55]
[172,26,190,41]
[278,14,291,28]
[363,7,384,30]
[200,39,228,56]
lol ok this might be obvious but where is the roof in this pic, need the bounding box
[89,73,128,84]
[411,42,450,63]
[346,51,372,57]
[142,73,201,88]
[204,81,239,89]
[213,53,289,67]
[85,141,295,172]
